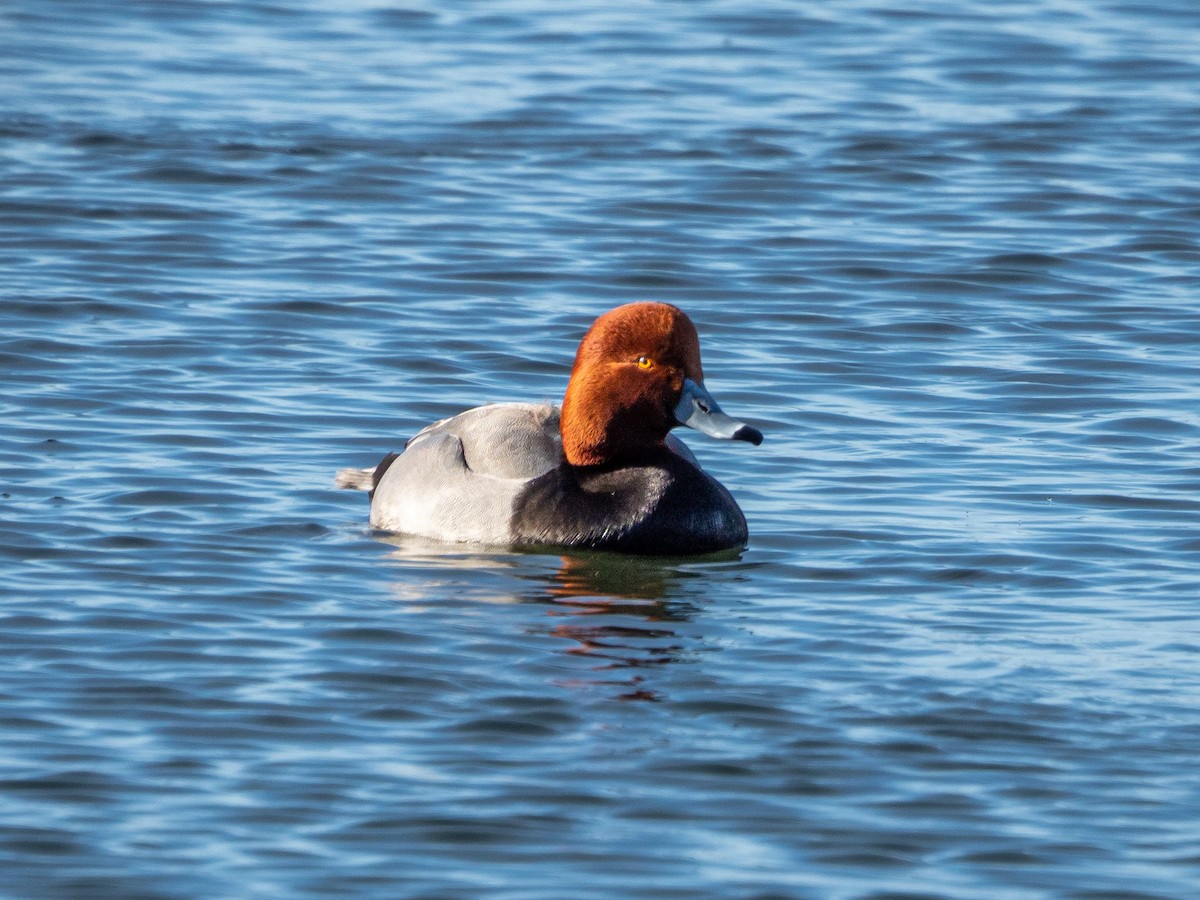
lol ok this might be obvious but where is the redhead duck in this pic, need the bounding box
[336,302,762,554]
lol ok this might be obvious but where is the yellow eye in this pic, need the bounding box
[637,356,653,369]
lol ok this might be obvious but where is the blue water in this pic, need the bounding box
[3,1,1200,897]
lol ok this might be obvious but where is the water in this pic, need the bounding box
[3,1,1200,897]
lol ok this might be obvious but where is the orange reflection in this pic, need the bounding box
[535,551,723,700]
[374,532,741,700]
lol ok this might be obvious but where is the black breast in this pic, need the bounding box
[510,451,748,555]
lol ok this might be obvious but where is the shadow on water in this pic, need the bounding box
[374,533,741,700]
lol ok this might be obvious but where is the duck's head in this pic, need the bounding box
[560,302,763,467]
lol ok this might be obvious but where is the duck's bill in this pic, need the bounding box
[673,378,763,445]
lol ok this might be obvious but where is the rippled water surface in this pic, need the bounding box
[4,1,1200,897]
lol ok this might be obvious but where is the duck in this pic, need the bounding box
[335,301,762,555]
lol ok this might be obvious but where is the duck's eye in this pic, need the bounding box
[637,356,653,370]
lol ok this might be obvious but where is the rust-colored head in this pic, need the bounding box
[560,302,706,467]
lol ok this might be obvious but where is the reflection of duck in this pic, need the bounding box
[536,552,709,701]
[337,302,761,554]
[545,608,685,701]
[544,551,694,603]
[371,540,711,701]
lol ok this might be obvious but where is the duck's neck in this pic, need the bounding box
[561,380,669,468]
[561,424,669,469]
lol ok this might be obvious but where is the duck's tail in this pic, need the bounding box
[334,467,375,491]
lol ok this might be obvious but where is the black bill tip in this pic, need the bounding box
[732,424,763,446]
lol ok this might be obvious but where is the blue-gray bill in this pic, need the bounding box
[673,377,763,446]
